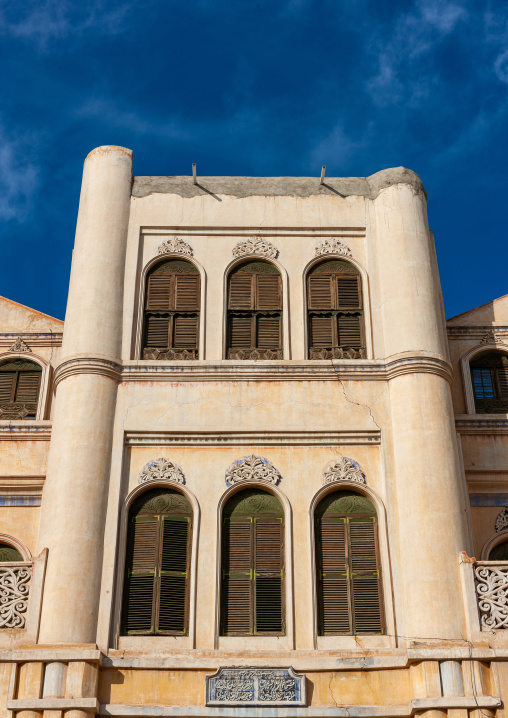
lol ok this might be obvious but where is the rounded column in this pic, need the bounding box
[372,180,469,640]
[37,146,132,644]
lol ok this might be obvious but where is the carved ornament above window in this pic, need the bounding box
[138,458,186,485]
[157,237,193,256]
[315,238,352,258]
[322,456,366,485]
[232,237,279,259]
[225,455,282,486]
[8,337,32,353]
[496,508,508,533]
[481,331,508,346]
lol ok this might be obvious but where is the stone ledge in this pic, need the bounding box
[8,698,99,712]
[125,430,381,447]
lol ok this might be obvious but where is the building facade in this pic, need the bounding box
[1,144,508,716]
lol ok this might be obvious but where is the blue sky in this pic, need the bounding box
[0,0,507,321]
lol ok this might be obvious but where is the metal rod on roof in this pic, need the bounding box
[320,165,326,184]
[192,163,197,184]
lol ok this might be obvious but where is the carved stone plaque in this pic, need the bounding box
[206,667,306,706]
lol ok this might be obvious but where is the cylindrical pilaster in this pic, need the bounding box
[372,181,468,640]
[37,146,132,644]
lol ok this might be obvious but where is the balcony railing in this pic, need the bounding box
[474,560,508,630]
[0,562,32,629]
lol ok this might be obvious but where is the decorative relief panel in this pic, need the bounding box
[475,563,508,629]
[157,237,193,256]
[206,667,306,706]
[0,564,31,629]
[323,456,366,485]
[0,403,38,420]
[315,237,352,258]
[225,455,282,486]
[7,337,32,353]
[138,458,185,485]
[496,508,508,533]
[232,237,279,259]
[480,330,508,346]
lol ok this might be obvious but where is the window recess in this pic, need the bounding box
[0,360,41,420]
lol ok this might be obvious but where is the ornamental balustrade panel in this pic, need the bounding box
[0,561,32,629]
[475,560,508,630]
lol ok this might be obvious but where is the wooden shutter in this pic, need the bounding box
[145,315,170,348]
[0,373,14,403]
[256,275,281,310]
[349,519,382,633]
[337,315,362,348]
[14,373,41,403]
[472,368,495,399]
[146,275,172,310]
[157,516,191,634]
[229,275,254,309]
[174,276,200,311]
[222,519,253,634]
[229,316,253,348]
[308,276,333,309]
[316,519,350,634]
[173,316,198,349]
[123,517,159,634]
[497,366,508,398]
[257,316,281,349]
[310,316,334,348]
[254,518,283,633]
[337,276,361,307]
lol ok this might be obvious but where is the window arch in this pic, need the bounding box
[221,488,285,635]
[121,488,193,635]
[307,260,365,359]
[142,259,200,360]
[226,261,282,360]
[470,351,508,414]
[0,359,42,420]
[315,490,383,635]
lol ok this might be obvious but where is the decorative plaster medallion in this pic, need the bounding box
[8,337,32,353]
[481,330,507,346]
[138,458,185,485]
[206,667,306,706]
[232,237,279,259]
[315,237,352,258]
[322,456,366,485]
[157,237,193,256]
[495,507,508,532]
[225,455,282,486]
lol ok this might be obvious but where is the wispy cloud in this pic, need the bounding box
[0,127,38,222]
[0,0,134,48]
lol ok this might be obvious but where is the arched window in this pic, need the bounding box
[470,351,508,414]
[227,261,282,359]
[307,260,365,359]
[142,259,200,360]
[489,540,508,561]
[0,543,23,562]
[122,488,193,635]
[221,489,284,635]
[315,490,383,635]
[0,359,42,420]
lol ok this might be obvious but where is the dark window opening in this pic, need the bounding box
[0,360,41,420]
[470,352,508,414]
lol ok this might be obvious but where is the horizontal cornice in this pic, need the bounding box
[53,354,453,386]
[455,415,508,434]
[125,429,381,446]
[0,332,62,347]
[0,421,52,441]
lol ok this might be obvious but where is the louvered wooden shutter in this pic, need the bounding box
[15,373,41,403]
[173,316,198,349]
[0,373,14,403]
[309,277,333,309]
[222,519,253,634]
[316,518,350,634]
[229,275,254,309]
[174,276,200,311]
[229,316,253,348]
[349,519,382,633]
[145,315,170,348]
[337,315,362,348]
[257,316,281,349]
[254,518,283,633]
[310,316,334,348]
[146,275,172,310]
[337,276,361,307]
[497,366,508,398]
[256,275,281,310]
[123,517,159,634]
[157,516,191,634]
